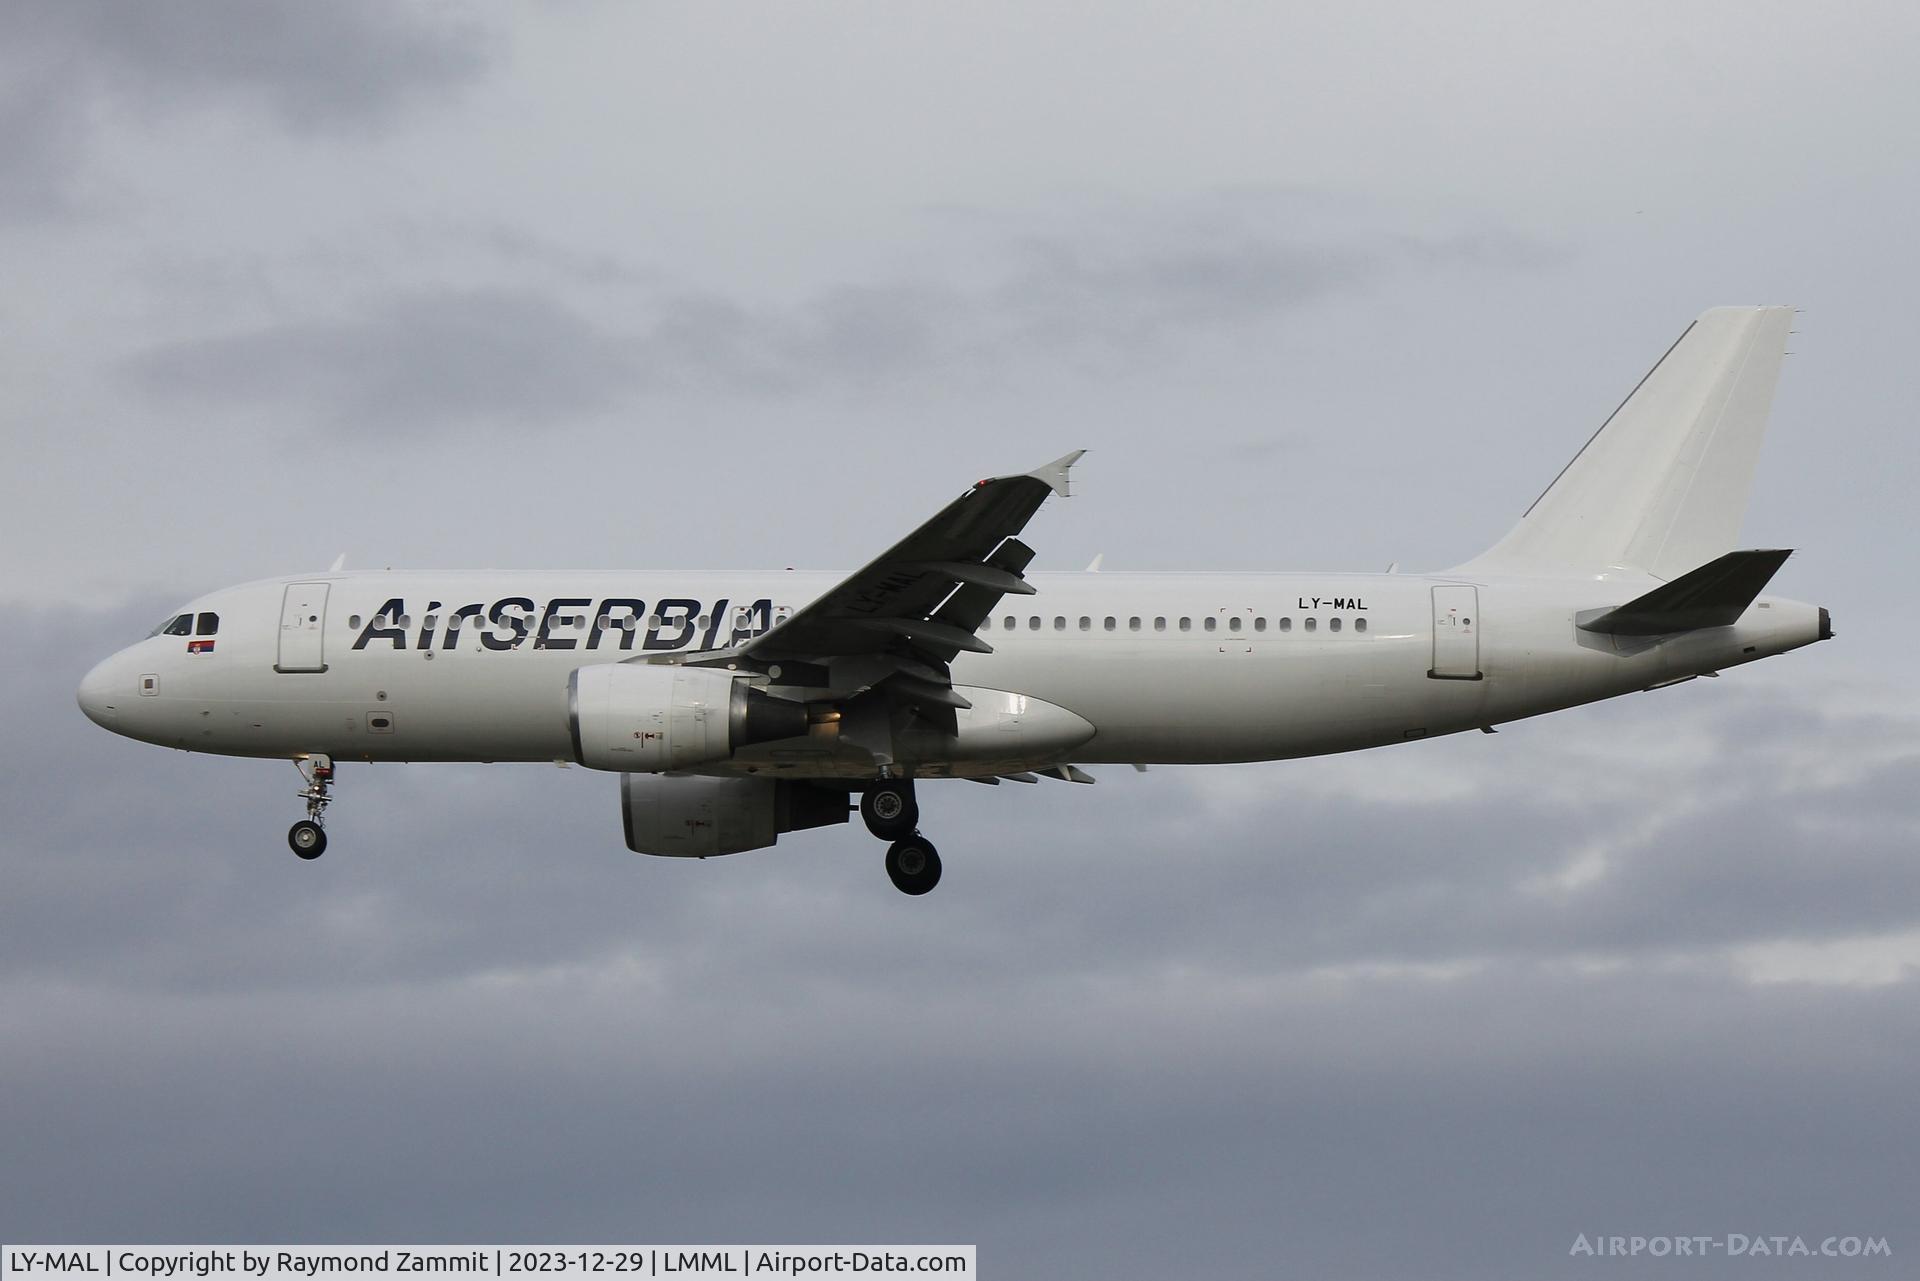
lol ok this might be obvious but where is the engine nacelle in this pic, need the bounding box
[568,663,808,772]
[621,773,849,857]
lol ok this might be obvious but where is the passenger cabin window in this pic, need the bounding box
[1279,617,1293,632]
[1104,616,1117,631]
[1355,618,1368,633]
[1305,617,1318,632]
[1053,616,1066,631]
[1329,617,1342,632]
[1154,617,1166,631]
[1029,616,1041,630]
[1079,616,1091,631]
[1129,617,1142,631]
[1254,617,1267,632]
[1003,615,1015,630]
[1178,617,1192,632]
[1203,617,1217,632]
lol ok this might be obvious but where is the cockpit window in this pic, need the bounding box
[153,614,193,637]
[196,612,219,637]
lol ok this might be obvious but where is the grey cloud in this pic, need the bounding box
[0,0,489,220]
[121,217,1558,433]
[756,226,1555,376]
[0,61,88,221]
[463,224,663,291]
[126,287,631,435]
[6,0,489,132]
[66,1,488,134]
[1127,690,1920,973]
[991,234,1369,348]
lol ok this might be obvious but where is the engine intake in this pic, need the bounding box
[568,663,808,772]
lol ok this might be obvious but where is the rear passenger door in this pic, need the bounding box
[1428,585,1481,680]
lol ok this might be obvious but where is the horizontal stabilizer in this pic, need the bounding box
[1578,549,1792,636]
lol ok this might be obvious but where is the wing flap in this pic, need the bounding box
[929,538,1037,643]
[849,615,994,655]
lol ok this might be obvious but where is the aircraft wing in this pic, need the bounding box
[662,451,1083,722]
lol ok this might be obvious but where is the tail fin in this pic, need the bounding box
[1459,306,1795,579]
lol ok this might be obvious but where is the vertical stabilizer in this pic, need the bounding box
[1459,306,1794,579]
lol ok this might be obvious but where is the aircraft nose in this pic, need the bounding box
[77,656,122,729]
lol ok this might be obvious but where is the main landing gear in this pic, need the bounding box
[860,781,919,840]
[288,755,333,860]
[885,835,941,896]
[863,780,941,895]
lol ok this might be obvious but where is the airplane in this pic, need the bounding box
[77,306,1830,894]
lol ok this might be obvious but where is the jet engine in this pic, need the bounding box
[568,663,808,772]
[621,773,849,857]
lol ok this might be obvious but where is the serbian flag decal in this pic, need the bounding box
[187,639,215,655]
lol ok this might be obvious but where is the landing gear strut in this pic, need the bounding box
[288,755,333,860]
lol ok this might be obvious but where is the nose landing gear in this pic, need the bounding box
[288,755,333,860]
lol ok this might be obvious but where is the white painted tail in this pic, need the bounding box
[1460,306,1794,579]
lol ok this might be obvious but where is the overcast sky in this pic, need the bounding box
[5,4,1918,1277]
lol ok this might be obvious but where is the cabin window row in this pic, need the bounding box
[333,607,1367,639]
[987,615,1367,634]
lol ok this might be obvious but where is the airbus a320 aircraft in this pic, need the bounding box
[79,307,1830,894]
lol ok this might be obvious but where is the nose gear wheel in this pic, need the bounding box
[287,755,335,860]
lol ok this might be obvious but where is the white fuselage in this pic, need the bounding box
[77,568,1826,776]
